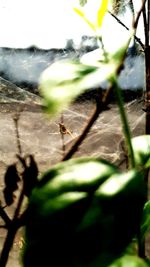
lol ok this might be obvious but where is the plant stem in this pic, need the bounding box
[141,0,150,258]
[112,76,135,169]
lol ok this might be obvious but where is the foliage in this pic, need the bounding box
[108,255,149,267]
[141,200,150,243]
[22,0,150,267]
[131,135,150,168]
[22,158,146,267]
[0,1,149,267]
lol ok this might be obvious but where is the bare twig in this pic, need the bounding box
[133,0,147,30]
[62,86,112,161]
[0,163,24,267]
[13,107,24,156]
[0,207,11,228]
[148,0,150,43]
[59,114,66,156]
[0,187,25,267]
[142,4,148,46]
[0,107,26,266]
[108,10,145,50]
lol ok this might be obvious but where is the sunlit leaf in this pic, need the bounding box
[141,200,150,242]
[39,59,115,116]
[96,170,145,197]
[97,0,109,28]
[39,31,132,117]
[22,158,146,267]
[108,255,148,267]
[32,157,119,209]
[131,135,150,168]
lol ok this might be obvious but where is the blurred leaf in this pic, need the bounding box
[39,32,131,117]
[141,200,150,242]
[22,158,146,267]
[97,0,109,28]
[39,60,113,116]
[74,0,109,32]
[31,157,119,210]
[131,135,150,168]
[108,255,148,267]
[73,7,96,31]
[79,0,87,6]
[96,170,145,197]
[145,259,150,267]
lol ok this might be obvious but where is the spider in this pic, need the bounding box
[58,123,74,138]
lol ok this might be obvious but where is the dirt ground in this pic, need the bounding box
[0,90,149,266]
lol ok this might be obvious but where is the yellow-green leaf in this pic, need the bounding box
[73,7,85,17]
[131,135,150,168]
[109,255,148,267]
[73,7,96,31]
[97,0,109,28]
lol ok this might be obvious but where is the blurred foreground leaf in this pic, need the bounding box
[97,0,109,28]
[39,59,116,116]
[108,255,148,267]
[39,33,131,117]
[22,158,146,267]
[132,135,150,168]
[73,0,109,32]
[141,200,150,242]
[73,7,96,31]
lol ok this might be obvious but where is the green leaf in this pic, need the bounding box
[97,0,109,28]
[96,170,145,197]
[39,32,132,118]
[108,255,148,267]
[39,26,134,118]
[30,157,119,214]
[141,200,150,242]
[131,135,150,168]
[22,158,146,267]
[39,59,117,116]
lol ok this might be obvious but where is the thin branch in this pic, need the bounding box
[0,153,26,266]
[62,87,112,161]
[0,187,25,267]
[13,107,24,156]
[60,113,66,156]
[108,10,145,50]
[142,3,149,46]
[0,207,11,228]
[147,0,150,43]
[133,0,147,30]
